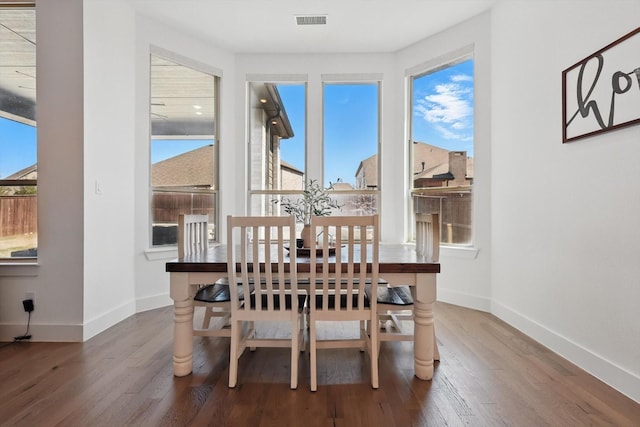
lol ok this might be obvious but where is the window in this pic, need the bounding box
[248,78,380,229]
[248,80,306,217]
[149,52,219,246]
[410,56,474,245]
[0,5,37,260]
[323,81,380,216]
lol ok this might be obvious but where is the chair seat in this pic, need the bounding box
[313,278,388,309]
[367,284,414,306]
[314,293,371,309]
[307,214,381,391]
[194,280,252,303]
[250,294,308,312]
[313,277,387,286]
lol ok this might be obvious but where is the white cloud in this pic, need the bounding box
[451,73,473,82]
[415,75,473,141]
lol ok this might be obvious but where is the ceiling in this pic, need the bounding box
[1,1,498,131]
[0,8,36,125]
[127,0,497,54]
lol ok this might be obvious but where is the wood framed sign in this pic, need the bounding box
[562,27,640,143]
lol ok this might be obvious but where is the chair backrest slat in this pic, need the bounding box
[227,215,298,314]
[310,215,379,315]
[178,214,209,259]
[416,212,440,262]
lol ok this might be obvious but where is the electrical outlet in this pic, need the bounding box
[23,299,34,312]
[25,292,35,303]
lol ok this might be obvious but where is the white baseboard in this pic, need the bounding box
[0,322,83,342]
[491,299,640,404]
[136,293,172,313]
[437,287,491,312]
[0,302,135,342]
[83,299,136,341]
[0,295,170,343]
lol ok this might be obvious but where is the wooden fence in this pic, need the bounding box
[0,195,37,238]
[151,190,217,245]
[414,191,472,244]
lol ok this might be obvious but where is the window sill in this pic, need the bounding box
[440,245,479,259]
[144,244,222,261]
[144,247,178,261]
[0,261,40,277]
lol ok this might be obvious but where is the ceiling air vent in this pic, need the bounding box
[295,15,327,26]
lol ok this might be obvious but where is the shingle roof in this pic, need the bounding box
[355,141,473,189]
[412,142,473,180]
[4,164,37,180]
[151,144,215,187]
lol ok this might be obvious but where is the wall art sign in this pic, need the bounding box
[562,27,640,143]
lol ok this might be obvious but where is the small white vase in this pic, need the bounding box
[301,224,312,248]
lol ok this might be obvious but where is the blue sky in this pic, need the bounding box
[277,59,474,187]
[323,83,378,187]
[279,83,379,188]
[277,84,306,173]
[0,118,36,179]
[1,59,473,182]
[412,58,474,157]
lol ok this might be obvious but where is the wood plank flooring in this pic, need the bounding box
[0,302,638,427]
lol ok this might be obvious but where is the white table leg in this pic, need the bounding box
[170,272,194,376]
[413,273,437,380]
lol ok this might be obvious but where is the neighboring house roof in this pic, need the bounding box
[432,171,455,180]
[152,144,215,187]
[4,163,37,180]
[413,162,450,180]
[413,142,451,178]
[412,141,473,180]
[354,141,473,189]
[330,182,354,191]
[280,160,303,176]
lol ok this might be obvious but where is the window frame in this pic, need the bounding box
[407,51,475,246]
[0,4,37,262]
[246,77,308,219]
[148,48,221,247]
[246,74,383,223]
[321,77,382,218]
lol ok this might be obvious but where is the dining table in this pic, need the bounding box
[166,243,440,381]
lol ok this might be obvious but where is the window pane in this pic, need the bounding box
[323,83,379,190]
[0,119,36,179]
[248,82,305,192]
[323,82,380,218]
[0,7,37,259]
[411,57,474,245]
[150,54,218,246]
[247,82,305,219]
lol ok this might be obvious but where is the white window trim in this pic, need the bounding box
[406,45,476,247]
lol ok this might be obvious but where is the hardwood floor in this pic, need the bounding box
[1,302,638,427]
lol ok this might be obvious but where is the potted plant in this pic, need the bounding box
[274,179,341,247]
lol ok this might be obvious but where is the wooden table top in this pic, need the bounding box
[166,243,440,274]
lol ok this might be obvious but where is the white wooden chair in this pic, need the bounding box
[373,213,440,359]
[227,215,306,389]
[308,215,380,391]
[178,214,232,338]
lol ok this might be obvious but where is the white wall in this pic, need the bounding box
[83,0,137,339]
[490,0,640,402]
[396,12,493,312]
[131,13,236,313]
[0,0,85,341]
